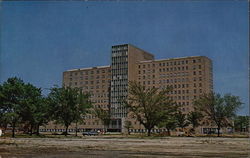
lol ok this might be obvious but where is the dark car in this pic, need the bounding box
[82,131,98,136]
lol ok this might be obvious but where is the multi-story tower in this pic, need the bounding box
[110,44,154,131]
[129,56,213,133]
[41,44,213,134]
[136,56,213,113]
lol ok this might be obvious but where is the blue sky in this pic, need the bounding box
[1,1,248,115]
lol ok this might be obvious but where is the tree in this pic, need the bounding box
[124,81,177,136]
[94,107,111,132]
[19,83,43,136]
[175,111,189,132]
[187,111,203,134]
[73,91,91,136]
[33,97,53,135]
[158,115,177,136]
[48,86,91,136]
[124,120,133,135]
[0,77,26,137]
[194,93,242,137]
[234,116,249,132]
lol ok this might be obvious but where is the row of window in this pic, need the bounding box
[112,45,128,51]
[91,99,109,103]
[69,69,110,76]
[79,85,108,90]
[138,59,202,69]
[70,80,109,85]
[90,93,109,98]
[69,75,111,81]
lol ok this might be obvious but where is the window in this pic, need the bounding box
[193,59,196,63]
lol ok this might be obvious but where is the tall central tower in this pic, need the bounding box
[110,44,154,131]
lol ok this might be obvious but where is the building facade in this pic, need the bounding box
[41,44,213,134]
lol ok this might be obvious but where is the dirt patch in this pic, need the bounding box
[0,137,248,158]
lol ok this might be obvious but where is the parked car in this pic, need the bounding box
[82,131,98,136]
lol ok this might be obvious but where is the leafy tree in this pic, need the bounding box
[73,91,91,136]
[187,111,203,134]
[124,120,133,135]
[48,86,91,136]
[158,115,177,136]
[124,81,177,136]
[194,93,242,137]
[19,83,43,135]
[94,107,111,132]
[33,97,53,135]
[234,115,249,132]
[0,77,26,137]
[175,111,189,132]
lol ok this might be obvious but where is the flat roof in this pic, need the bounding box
[112,43,155,58]
[65,65,110,72]
[138,56,209,63]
